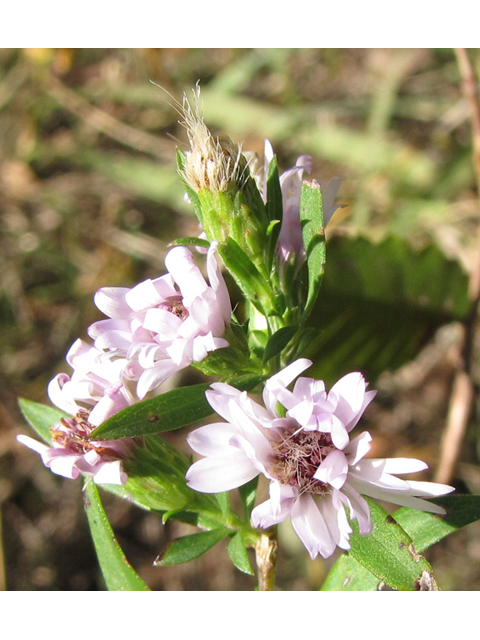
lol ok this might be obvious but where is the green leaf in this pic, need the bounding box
[238,476,259,519]
[322,495,480,591]
[307,234,471,385]
[153,528,230,566]
[321,553,381,591]
[219,237,277,316]
[393,494,480,554]
[299,180,326,318]
[83,478,150,591]
[18,398,68,444]
[103,445,194,513]
[216,492,232,520]
[168,236,211,249]
[91,383,212,440]
[347,497,436,591]
[228,532,254,575]
[263,325,298,363]
[265,155,283,223]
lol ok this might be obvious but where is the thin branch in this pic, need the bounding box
[436,49,480,485]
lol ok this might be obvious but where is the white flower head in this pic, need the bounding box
[89,241,231,399]
[186,359,454,560]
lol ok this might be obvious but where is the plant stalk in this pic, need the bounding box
[255,527,278,591]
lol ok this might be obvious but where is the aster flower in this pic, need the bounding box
[186,359,454,560]
[89,241,231,399]
[17,339,135,484]
[17,408,133,485]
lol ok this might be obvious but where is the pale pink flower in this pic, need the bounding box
[89,241,231,399]
[47,338,133,426]
[261,140,342,264]
[17,409,132,485]
[186,359,454,559]
[17,339,135,484]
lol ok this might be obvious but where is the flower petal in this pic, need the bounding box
[186,453,259,493]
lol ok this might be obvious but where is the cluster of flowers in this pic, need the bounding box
[17,132,454,560]
[18,241,232,484]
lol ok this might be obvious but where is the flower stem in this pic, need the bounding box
[255,527,278,591]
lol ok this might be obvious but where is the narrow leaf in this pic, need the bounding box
[393,494,480,553]
[266,155,283,224]
[299,180,326,317]
[18,398,67,444]
[321,553,381,591]
[263,325,298,363]
[228,532,254,575]
[168,236,211,249]
[91,383,212,440]
[219,237,277,315]
[83,478,150,591]
[348,497,436,591]
[322,495,480,591]
[238,476,259,519]
[154,528,230,566]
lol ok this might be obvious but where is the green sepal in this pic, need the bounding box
[90,383,212,441]
[83,478,150,591]
[228,531,254,575]
[153,528,230,566]
[299,179,326,318]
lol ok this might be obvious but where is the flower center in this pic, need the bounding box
[272,427,336,494]
[162,296,189,320]
[50,409,120,457]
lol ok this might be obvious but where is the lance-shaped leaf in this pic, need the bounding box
[321,553,381,591]
[299,180,326,318]
[393,494,480,554]
[168,236,211,250]
[153,528,230,566]
[263,325,298,363]
[346,497,436,591]
[91,383,212,441]
[322,494,480,590]
[83,478,150,591]
[228,531,254,576]
[219,237,279,316]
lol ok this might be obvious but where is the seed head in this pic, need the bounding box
[180,85,248,193]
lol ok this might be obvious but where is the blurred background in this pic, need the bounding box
[1,47,480,590]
